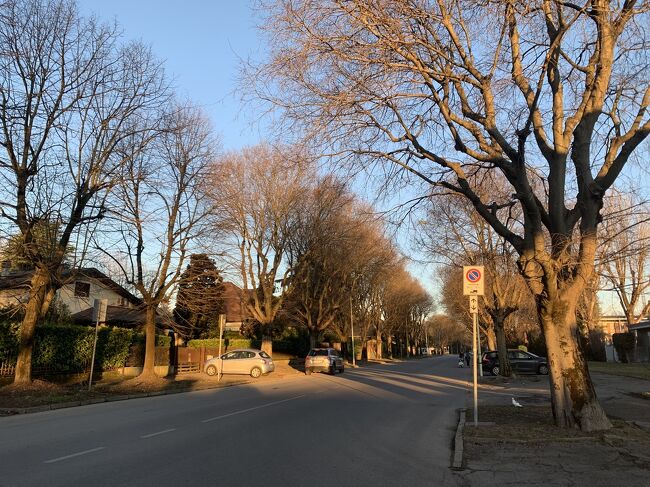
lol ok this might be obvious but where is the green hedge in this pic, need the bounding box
[0,323,169,372]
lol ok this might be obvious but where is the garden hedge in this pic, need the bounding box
[0,322,169,373]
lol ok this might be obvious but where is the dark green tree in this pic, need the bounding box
[173,254,224,339]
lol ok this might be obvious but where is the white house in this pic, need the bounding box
[0,267,147,327]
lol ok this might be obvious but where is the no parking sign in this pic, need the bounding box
[463,266,484,295]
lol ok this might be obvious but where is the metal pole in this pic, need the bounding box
[217,314,225,382]
[88,314,100,391]
[472,310,478,426]
[350,295,356,367]
[477,322,483,377]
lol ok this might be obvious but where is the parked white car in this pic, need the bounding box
[204,348,275,378]
[304,348,345,375]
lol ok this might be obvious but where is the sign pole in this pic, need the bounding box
[472,307,479,426]
[88,299,107,391]
[464,266,484,427]
[217,314,225,382]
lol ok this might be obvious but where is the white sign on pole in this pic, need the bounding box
[92,298,108,323]
[463,266,484,296]
[469,295,478,314]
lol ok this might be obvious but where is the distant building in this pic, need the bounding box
[595,315,629,342]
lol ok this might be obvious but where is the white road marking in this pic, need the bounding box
[140,428,177,439]
[202,394,306,423]
[44,447,105,464]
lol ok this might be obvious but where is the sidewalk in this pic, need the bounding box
[454,372,650,486]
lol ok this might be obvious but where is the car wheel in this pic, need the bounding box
[539,364,549,375]
[305,368,312,375]
[491,365,500,376]
[206,365,217,376]
[329,364,336,375]
[250,367,262,378]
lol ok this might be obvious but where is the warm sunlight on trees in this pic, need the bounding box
[207,144,312,355]
[252,0,650,431]
[98,104,214,380]
[0,0,169,384]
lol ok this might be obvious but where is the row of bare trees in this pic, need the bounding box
[206,144,433,356]
[248,0,650,431]
[0,0,216,383]
[0,0,431,387]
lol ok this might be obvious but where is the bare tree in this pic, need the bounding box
[0,0,169,384]
[99,104,215,380]
[600,194,650,325]
[382,268,432,357]
[252,0,650,430]
[426,314,467,354]
[421,193,533,376]
[207,144,311,354]
[284,177,357,348]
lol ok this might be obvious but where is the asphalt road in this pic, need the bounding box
[0,355,468,487]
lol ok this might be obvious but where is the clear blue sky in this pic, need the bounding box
[79,0,264,151]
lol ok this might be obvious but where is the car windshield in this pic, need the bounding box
[309,349,329,356]
[259,351,271,359]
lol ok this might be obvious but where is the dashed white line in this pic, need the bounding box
[202,394,306,423]
[140,428,177,439]
[44,447,105,464]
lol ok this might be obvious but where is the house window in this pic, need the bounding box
[74,281,91,298]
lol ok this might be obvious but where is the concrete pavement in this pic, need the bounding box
[453,368,650,487]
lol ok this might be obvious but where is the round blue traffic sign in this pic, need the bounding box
[466,268,482,283]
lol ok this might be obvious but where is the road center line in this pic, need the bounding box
[44,447,105,464]
[140,428,177,439]
[202,394,306,423]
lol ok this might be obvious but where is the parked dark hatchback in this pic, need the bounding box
[482,350,549,376]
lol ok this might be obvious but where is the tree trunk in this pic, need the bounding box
[539,293,612,431]
[261,335,273,356]
[494,317,512,377]
[139,305,158,379]
[375,330,382,359]
[309,329,319,350]
[484,325,497,351]
[387,335,393,359]
[13,269,51,384]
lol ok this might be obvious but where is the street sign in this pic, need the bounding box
[463,266,484,295]
[469,295,478,314]
[92,298,108,323]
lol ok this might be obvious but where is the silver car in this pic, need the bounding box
[305,348,345,375]
[204,348,275,378]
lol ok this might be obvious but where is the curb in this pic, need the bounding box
[451,408,466,470]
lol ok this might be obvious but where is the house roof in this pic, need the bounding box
[222,281,249,323]
[0,267,141,306]
[628,320,650,332]
[70,305,172,328]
